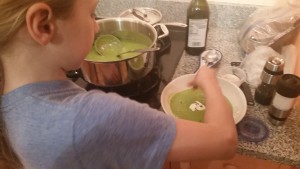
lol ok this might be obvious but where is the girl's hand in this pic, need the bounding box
[190,65,218,90]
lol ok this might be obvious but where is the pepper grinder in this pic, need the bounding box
[269,74,300,126]
[254,56,284,106]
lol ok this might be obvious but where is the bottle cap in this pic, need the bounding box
[276,74,300,98]
[264,56,285,74]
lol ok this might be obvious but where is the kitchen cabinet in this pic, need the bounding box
[165,155,300,169]
[279,165,300,169]
[189,155,280,169]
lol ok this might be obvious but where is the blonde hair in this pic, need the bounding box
[0,0,76,168]
[0,0,75,48]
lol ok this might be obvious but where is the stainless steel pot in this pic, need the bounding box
[81,17,168,87]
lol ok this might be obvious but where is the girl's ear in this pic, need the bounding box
[26,3,55,45]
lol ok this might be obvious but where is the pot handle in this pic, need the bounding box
[153,23,169,39]
[162,22,187,27]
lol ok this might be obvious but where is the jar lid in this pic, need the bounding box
[119,7,162,25]
[276,74,300,98]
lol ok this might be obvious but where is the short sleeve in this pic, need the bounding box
[72,91,176,169]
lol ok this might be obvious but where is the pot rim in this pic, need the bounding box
[83,53,151,63]
[96,17,156,26]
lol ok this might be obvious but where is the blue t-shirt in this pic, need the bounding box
[0,80,176,169]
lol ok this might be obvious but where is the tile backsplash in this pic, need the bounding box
[96,0,259,29]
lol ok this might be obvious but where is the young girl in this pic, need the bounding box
[0,0,237,168]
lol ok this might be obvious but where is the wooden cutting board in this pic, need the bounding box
[293,28,300,124]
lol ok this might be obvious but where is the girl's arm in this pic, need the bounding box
[167,66,238,161]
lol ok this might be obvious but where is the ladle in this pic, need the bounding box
[94,34,123,56]
[200,49,223,68]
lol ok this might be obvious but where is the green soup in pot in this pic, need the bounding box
[85,31,152,62]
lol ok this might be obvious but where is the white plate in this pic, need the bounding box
[160,74,247,124]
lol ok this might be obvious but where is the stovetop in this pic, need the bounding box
[71,25,187,109]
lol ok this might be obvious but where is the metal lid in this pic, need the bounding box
[264,56,284,74]
[119,7,162,25]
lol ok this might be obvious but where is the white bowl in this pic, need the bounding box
[160,74,247,124]
[217,66,246,87]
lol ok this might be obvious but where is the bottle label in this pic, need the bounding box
[187,19,208,48]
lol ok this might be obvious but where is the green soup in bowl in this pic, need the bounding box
[169,88,232,122]
[161,74,247,124]
[170,88,206,122]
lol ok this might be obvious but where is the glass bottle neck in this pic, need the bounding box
[190,0,208,8]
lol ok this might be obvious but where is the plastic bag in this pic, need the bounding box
[241,46,283,88]
[238,5,300,54]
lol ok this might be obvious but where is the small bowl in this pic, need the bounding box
[160,74,247,124]
[217,66,246,87]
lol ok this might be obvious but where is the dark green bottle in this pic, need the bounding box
[185,0,209,56]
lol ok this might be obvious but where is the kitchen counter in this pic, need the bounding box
[174,27,300,167]
[96,1,300,166]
